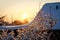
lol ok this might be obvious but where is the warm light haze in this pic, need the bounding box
[0,0,59,23]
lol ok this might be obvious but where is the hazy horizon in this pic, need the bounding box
[0,0,59,23]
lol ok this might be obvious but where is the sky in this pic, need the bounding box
[0,0,60,23]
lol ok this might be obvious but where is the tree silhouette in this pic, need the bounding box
[12,20,22,25]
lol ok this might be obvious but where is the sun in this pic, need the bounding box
[20,12,29,23]
[22,12,28,20]
[22,13,28,19]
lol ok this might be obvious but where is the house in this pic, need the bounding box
[39,2,60,29]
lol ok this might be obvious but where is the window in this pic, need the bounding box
[56,5,58,10]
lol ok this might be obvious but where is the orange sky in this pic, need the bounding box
[0,0,59,23]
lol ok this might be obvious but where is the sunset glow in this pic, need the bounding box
[0,0,59,24]
[2,2,39,23]
[20,12,29,23]
[22,13,28,20]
